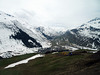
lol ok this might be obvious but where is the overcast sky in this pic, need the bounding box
[0,0,100,29]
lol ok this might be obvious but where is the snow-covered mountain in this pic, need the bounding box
[34,26,65,40]
[13,10,66,40]
[0,11,51,58]
[53,18,100,50]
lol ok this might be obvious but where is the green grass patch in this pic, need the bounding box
[0,51,100,75]
[0,53,36,70]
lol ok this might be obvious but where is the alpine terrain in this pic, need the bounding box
[52,18,100,50]
[0,11,51,58]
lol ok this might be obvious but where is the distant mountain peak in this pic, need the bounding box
[88,17,100,23]
[53,18,100,50]
[0,11,14,17]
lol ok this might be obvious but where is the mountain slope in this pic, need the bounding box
[14,10,66,40]
[0,11,50,58]
[34,26,65,40]
[53,18,100,49]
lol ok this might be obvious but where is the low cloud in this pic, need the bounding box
[0,0,100,29]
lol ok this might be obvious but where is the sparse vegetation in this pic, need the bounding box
[0,50,100,75]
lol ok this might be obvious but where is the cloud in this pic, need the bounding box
[0,0,100,29]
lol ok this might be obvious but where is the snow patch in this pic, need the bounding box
[5,54,44,69]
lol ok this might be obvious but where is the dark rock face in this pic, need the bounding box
[89,26,100,31]
[35,27,53,40]
[64,31,91,47]
[11,29,42,48]
[41,32,52,40]
[64,29,100,49]
[71,29,78,33]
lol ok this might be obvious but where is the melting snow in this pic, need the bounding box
[5,54,44,69]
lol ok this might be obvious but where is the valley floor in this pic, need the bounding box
[0,49,100,75]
